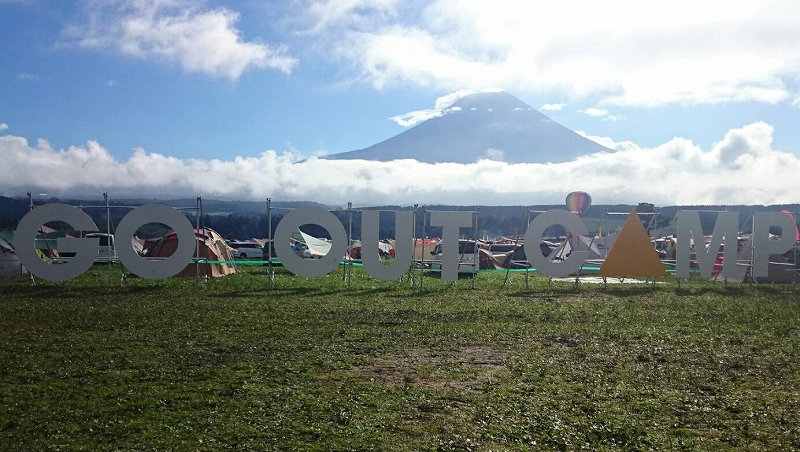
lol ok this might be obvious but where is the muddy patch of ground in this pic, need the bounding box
[353,344,507,389]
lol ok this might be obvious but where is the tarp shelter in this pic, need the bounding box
[151,228,237,278]
[24,225,64,260]
[298,230,332,257]
[0,237,25,276]
[548,231,620,263]
[493,241,560,269]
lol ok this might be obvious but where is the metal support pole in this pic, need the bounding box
[195,197,202,282]
[794,210,799,285]
[470,207,479,289]
[266,198,274,284]
[408,204,418,288]
[344,202,352,285]
[27,192,36,285]
[419,207,427,290]
[104,192,113,283]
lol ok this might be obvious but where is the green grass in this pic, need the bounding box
[2,266,800,450]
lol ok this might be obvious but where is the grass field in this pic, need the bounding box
[2,266,800,451]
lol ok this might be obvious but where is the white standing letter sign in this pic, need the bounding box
[115,204,197,279]
[752,212,796,278]
[676,211,738,279]
[16,204,99,281]
[273,207,348,278]
[430,211,474,282]
[524,209,589,278]
[361,211,413,280]
[17,202,797,284]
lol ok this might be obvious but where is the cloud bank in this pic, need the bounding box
[2,122,798,206]
[299,0,800,107]
[63,0,297,79]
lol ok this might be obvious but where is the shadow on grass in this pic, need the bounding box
[504,284,755,299]
[390,290,441,298]
[505,288,580,299]
[597,287,662,297]
[750,284,797,294]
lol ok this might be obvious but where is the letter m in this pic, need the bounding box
[676,211,738,279]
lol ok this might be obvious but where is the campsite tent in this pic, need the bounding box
[0,237,25,276]
[151,228,237,278]
[347,240,394,260]
[413,238,440,262]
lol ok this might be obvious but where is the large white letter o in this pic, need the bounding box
[274,207,347,277]
[115,204,197,279]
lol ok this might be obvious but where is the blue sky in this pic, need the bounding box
[2,0,800,206]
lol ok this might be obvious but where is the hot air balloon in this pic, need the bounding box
[566,191,591,214]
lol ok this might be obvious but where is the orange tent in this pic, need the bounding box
[152,228,237,278]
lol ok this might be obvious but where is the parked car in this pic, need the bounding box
[261,240,317,261]
[228,241,263,259]
[85,232,117,263]
[428,239,478,273]
[60,232,117,263]
[292,242,314,258]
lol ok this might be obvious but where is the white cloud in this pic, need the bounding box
[0,123,8,131]
[579,108,608,117]
[300,0,399,35]
[1,122,798,206]
[16,72,41,81]
[433,89,477,109]
[63,0,297,80]
[540,103,566,111]
[299,0,800,107]
[390,109,444,127]
[390,89,475,127]
[578,107,622,122]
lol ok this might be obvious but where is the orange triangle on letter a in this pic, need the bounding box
[598,209,667,277]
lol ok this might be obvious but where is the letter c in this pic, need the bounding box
[524,209,589,278]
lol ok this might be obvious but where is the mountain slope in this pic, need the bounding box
[323,91,612,163]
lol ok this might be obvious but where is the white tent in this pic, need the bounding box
[0,237,25,276]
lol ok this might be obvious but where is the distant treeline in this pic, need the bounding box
[1,196,798,240]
